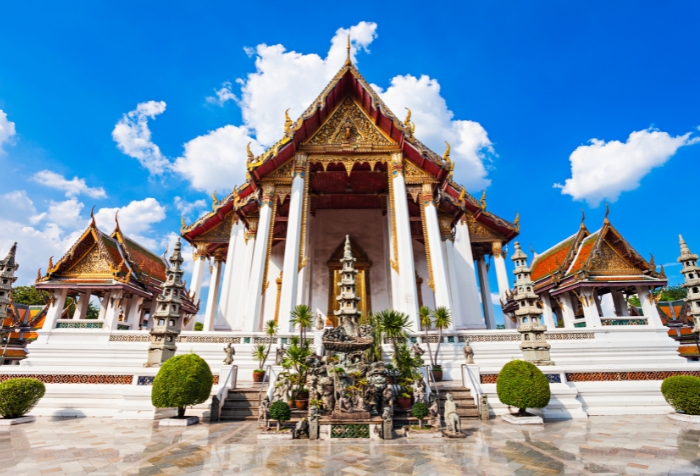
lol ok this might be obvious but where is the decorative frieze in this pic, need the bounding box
[178,336,241,344]
[109,334,150,342]
[566,371,700,382]
[0,374,133,384]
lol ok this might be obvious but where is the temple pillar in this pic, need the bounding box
[422,183,451,311]
[476,256,496,329]
[493,242,515,329]
[97,291,111,320]
[580,288,602,327]
[189,245,207,306]
[558,293,576,329]
[390,153,419,326]
[72,291,91,319]
[217,220,243,330]
[39,288,68,340]
[243,184,275,332]
[103,291,122,331]
[127,295,144,329]
[439,213,460,329]
[224,224,248,329]
[279,154,307,332]
[453,216,484,329]
[233,217,258,331]
[637,286,664,328]
[612,289,629,316]
[541,293,557,330]
[204,248,225,331]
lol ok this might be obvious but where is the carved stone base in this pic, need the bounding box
[441,430,466,438]
[667,412,700,424]
[159,416,199,426]
[502,413,543,425]
[330,411,371,421]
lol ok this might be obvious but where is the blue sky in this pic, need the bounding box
[0,2,699,323]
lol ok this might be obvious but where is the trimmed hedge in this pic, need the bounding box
[0,378,45,418]
[412,402,429,421]
[269,401,291,430]
[496,360,550,415]
[661,375,700,415]
[152,353,213,418]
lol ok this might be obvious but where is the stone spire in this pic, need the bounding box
[334,235,361,336]
[510,242,553,366]
[678,235,700,333]
[145,239,186,367]
[0,243,19,322]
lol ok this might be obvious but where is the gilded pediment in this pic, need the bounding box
[195,212,236,243]
[403,160,437,184]
[306,97,393,147]
[64,244,113,276]
[464,211,502,243]
[589,240,642,276]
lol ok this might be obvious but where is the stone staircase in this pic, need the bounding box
[392,383,479,426]
[220,387,266,421]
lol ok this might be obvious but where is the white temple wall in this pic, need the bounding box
[309,209,391,320]
[412,241,436,311]
[260,242,285,329]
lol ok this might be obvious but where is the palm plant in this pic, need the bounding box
[419,306,435,367]
[360,311,383,363]
[430,307,452,366]
[375,309,412,359]
[252,344,268,371]
[282,336,312,398]
[290,304,313,347]
[262,319,277,367]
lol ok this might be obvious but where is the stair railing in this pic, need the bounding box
[215,364,238,422]
[425,364,440,404]
[258,364,276,405]
[461,363,481,416]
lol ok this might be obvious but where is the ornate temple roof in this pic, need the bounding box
[181,56,518,252]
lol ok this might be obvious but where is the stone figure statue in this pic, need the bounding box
[428,395,440,428]
[382,406,392,421]
[354,393,367,412]
[463,341,474,364]
[223,342,235,365]
[414,378,426,404]
[258,396,270,428]
[273,375,293,402]
[339,394,354,413]
[275,344,286,365]
[293,417,309,438]
[307,374,320,401]
[411,343,425,359]
[316,312,325,330]
[444,393,461,434]
[382,385,394,413]
[320,377,335,414]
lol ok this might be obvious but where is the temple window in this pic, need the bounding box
[694,287,699,294]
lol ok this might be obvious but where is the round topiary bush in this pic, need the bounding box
[661,375,700,415]
[0,378,46,419]
[496,360,550,416]
[151,353,213,418]
[269,401,291,430]
[411,402,429,428]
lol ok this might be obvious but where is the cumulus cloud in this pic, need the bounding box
[33,170,106,198]
[375,75,494,190]
[0,109,17,153]
[112,101,169,175]
[174,196,207,220]
[555,128,699,207]
[94,197,167,249]
[46,198,84,227]
[206,82,237,106]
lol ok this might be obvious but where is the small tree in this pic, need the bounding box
[431,307,452,368]
[0,378,45,418]
[252,320,278,371]
[151,353,213,418]
[194,322,204,331]
[411,402,429,428]
[290,304,313,347]
[269,401,291,431]
[375,309,412,359]
[419,306,436,367]
[662,375,700,415]
[496,360,550,416]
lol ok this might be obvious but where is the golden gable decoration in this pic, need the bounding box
[64,244,113,276]
[306,97,393,146]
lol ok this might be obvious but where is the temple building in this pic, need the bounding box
[181,49,518,334]
[35,215,198,338]
[529,212,667,329]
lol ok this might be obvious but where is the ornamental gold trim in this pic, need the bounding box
[420,188,435,292]
[298,160,310,272]
[261,197,277,296]
[387,172,399,275]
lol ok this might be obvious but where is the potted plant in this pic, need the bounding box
[252,320,277,382]
[282,335,312,409]
[151,353,213,426]
[268,401,292,431]
[411,402,429,429]
[662,375,700,422]
[496,360,550,424]
[397,388,413,410]
[430,307,452,382]
[0,377,45,425]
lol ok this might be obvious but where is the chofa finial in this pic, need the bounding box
[604,202,610,224]
[345,35,352,65]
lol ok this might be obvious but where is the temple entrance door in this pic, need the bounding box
[327,237,372,326]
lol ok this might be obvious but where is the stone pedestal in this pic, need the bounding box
[0,415,35,426]
[502,413,543,425]
[383,418,393,440]
[159,416,199,426]
[667,412,700,424]
[441,430,466,438]
[330,411,370,420]
[309,418,319,439]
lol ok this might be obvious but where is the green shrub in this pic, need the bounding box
[269,401,291,430]
[411,402,429,428]
[151,353,213,418]
[661,375,700,415]
[496,360,550,416]
[0,378,46,418]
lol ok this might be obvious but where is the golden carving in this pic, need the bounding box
[480,190,487,210]
[306,97,393,146]
[386,171,399,274]
[463,211,503,243]
[274,185,292,202]
[274,271,283,325]
[589,241,642,276]
[404,160,437,184]
[406,185,422,203]
[421,183,434,205]
[261,198,278,296]
[443,141,454,178]
[64,244,113,276]
[298,160,310,272]
[195,212,235,243]
[419,200,435,292]
[438,213,454,242]
[307,155,388,172]
[492,242,503,258]
[264,160,294,183]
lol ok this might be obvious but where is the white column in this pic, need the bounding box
[443,240,462,330]
[580,288,602,327]
[189,249,206,306]
[225,225,249,329]
[558,293,576,329]
[97,291,110,320]
[41,288,68,334]
[492,242,516,330]
[540,293,556,330]
[243,184,275,332]
[637,286,664,328]
[453,216,484,329]
[72,291,90,319]
[279,158,306,332]
[217,220,243,330]
[386,187,402,314]
[127,296,144,329]
[611,289,629,316]
[103,291,122,331]
[390,153,419,327]
[233,223,258,331]
[422,185,451,311]
[204,251,224,331]
[476,256,496,329]
[296,211,314,306]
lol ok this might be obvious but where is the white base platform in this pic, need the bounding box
[667,412,700,423]
[0,416,36,426]
[406,429,443,438]
[502,414,544,425]
[257,431,293,439]
[159,416,199,426]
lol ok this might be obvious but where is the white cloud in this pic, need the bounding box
[206,82,237,106]
[0,109,17,153]
[174,196,207,220]
[555,128,699,207]
[375,75,494,190]
[94,197,167,249]
[46,198,84,227]
[112,101,169,175]
[33,170,106,199]
[1,190,37,223]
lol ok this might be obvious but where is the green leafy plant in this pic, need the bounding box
[661,375,700,415]
[360,311,383,363]
[496,360,550,416]
[0,378,45,418]
[290,304,313,347]
[375,309,412,359]
[194,322,204,331]
[269,401,291,430]
[419,306,436,367]
[252,344,268,371]
[430,307,452,365]
[411,402,429,428]
[151,353,213,418]
[309,398,324,409]
[282,333,312,400]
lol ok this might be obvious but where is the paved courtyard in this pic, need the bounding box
[1,415,699,475]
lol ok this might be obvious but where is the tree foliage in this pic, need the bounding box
[411,402,429,427]
[151,353,213,418]
[661,375,700,415]
[496,360,550,415]
[628,286,688,309]
[11,285,48,306]
[194,322,204,331]
[269,401,291,430]
[0,378,45,418]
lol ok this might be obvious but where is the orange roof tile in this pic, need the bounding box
[121,236,167,282]
[531,234,577,282]
[566,233,598,275]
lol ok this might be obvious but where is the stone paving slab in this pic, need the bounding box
[1,415,700,475]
